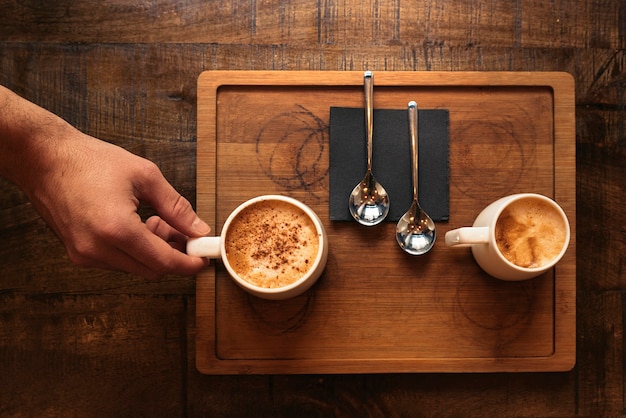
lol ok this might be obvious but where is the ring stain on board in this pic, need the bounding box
[245,290,316,335]
[255,105,329,199]
[452,273,537,355]
[453,102,537,199]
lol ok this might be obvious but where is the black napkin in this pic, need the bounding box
[329,107,449,222]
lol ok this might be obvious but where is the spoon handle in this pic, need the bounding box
[364,71,374,171]
[408,101,419,201]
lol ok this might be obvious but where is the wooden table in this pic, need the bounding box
[0,1,623,416]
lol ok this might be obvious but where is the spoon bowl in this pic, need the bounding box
[349,171,389,226]
[396,201,436,255]
[396,101,436,255]
[349,71,390,226]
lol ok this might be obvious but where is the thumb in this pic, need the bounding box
[134,163,210,237]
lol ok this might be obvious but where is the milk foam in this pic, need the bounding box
[495,198,566,268]
[224,200,320,288]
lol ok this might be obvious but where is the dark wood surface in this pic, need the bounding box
[0,1,623,416]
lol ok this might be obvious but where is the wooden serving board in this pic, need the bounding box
[195,71,575,374]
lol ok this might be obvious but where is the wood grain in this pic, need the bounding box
[194,71,576,374]
[0,293,188,417]
[0,0,624,415]
[0,0,621,49]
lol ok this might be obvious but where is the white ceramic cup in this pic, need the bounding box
[444,193,570,281]
[187,195,328,300]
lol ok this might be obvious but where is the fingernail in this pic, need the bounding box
[192,217,211,235]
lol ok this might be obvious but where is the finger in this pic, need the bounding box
[68,215,208,279]
[117,220,209,277]
[146,215,189,253]
[68,240,169,281]
[133,163,210,237]
[146,215,187,243]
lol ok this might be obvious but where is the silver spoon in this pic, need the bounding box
[396,101,436,255]
[349,71,390,226]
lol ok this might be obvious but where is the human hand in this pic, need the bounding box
[24,131,210,280]
[0,86,211,279]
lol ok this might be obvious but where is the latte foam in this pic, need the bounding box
[224,200,320,288]
[495,197,567,268]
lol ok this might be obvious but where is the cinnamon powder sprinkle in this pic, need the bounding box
[224,200,320,288]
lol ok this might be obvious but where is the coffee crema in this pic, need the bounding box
[495,197,567,268]
[224,200,320,288]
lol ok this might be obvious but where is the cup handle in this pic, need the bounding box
[444,227,489,247]
[186,237,222,258]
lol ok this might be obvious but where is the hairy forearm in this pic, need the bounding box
[0,85,74,191]
[0,85,210,278]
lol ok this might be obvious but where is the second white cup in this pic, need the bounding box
[444,193,570,281]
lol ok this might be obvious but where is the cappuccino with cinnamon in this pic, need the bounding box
[224,200,320,288]
[495,197,567,268]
